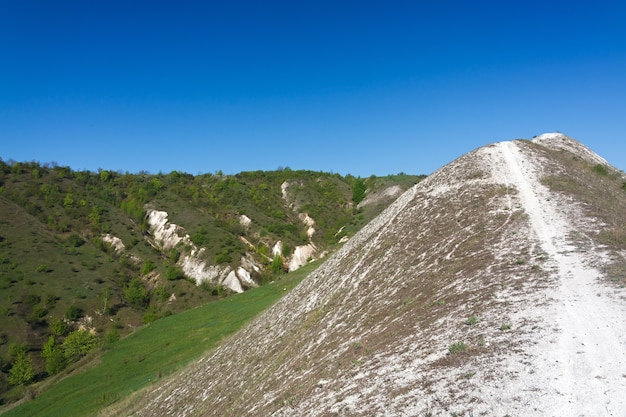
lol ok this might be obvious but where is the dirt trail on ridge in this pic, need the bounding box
[496,140,626,416]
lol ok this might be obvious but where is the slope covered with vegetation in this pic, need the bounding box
[0,158,423,406]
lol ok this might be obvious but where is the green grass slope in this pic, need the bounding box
[1,262,316,417]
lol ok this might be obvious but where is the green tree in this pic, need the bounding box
[63,193,74,208]
[49,316,69,336]
[88,206,101,227]
[8,351,35,386]
[120,197,147,230]
[100,287,112,315]
[41,336,67,375]
[62,330,97,362]
[270,254,284,274]
[99,170,111,182]
[351,178,367,205]
[123,278,149,308]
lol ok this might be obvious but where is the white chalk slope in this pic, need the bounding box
[128,134,626,417]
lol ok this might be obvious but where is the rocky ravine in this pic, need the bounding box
[121,134,626,417]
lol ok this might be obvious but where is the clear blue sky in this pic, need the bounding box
[1,1,625,176]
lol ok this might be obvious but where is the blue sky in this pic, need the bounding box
[1,1,625,176]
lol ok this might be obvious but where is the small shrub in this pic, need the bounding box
[165,266,184,281]
[27,305,48,325]
[23,293,41,306]
[214,252,232,264]
[169,248,181,264]
[104,327,120,344]
[50,317,69,336]
[499,323,512,331]
[141,260,156,276]
[465,315,479,325]
[142,310,159,324]
[65,305,84,321]
[67,234,85,247]
[270,254,284,274]
[123,278,149,308]
[592,164,609,176]
[448,341,468,355]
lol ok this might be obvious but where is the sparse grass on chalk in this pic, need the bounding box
[448,341,469,355]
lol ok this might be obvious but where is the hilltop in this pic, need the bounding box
[0,162,422,406]
[119,133,626,416]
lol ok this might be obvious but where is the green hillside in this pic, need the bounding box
[0,158,424,407]
[1,260,316,417]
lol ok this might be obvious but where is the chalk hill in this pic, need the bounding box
[124,133,626,416]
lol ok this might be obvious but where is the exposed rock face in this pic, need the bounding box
[146,210,192,251]
[146,209,258,293]
[130,134,626,416]
[101,233,125,254]
[287,243,316,272]
[357,183,403,209]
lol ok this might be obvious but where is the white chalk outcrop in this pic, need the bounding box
[145,209,259,293]
[357,184,403,209]
[101,233,125,254]
[288,243,317,272]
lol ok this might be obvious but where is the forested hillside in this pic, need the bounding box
[0,158,423,405]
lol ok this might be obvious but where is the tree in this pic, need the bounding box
[49,316,69,336]
[41,336,67,375]
[8,351,34,386]
[100,287,112,315]
[270,254,284,274]
[62,330,97,362]
[351,178,367,205]
[123,278,149,308]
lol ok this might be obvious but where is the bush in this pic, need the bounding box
[42,336,67,375]
[50,317,69,336]
[165,266,184,281]
[270,254,284,274]
[65,305,84,321]
[214,251,232,264]
[67,233,85,247]
[8,352,34,386]
[592,164,609,176]
[62,330,97,361]
[104,327,120,344]
[123,278,149,308]
[169,248,181,263]
[27,305,48,325]
[141,260,156,275]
